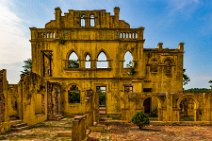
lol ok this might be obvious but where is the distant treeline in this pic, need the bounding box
[184,88,212,93]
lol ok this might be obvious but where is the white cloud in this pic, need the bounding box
[0,0,31,83]
[168,0,200,10]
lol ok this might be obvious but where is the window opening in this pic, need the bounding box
[68,52,79,68]
[124,51,133,68]
[85,54,91,68]
[143,88,152,92]
[164,59,172,75]
[97,52,108,68]
[96,86,106,106]
[150,59,158,73]
[124,85,133,93]
[90,14,95,27]
[68,85,80,103]
[80,14,86,27]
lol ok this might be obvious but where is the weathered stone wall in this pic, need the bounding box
[0,69,10,134]
[0,69,6,122]
[18,73,48,125]
[29,7,184,121]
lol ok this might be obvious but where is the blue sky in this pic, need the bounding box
[0,0,211,89]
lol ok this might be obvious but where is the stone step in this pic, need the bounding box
[49,114,64,121]
[11,122,27,128]
[11,125,29,131]
[99,107,107,115]
[10,120,22,125]
[11,121,29,131]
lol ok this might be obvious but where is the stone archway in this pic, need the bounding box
[177,95,198,121]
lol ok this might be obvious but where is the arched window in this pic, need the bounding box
[135,33,138,38]
[85,54,91,68]
[90,14,95,27]
[126,33,129,38]
[68,52,79,68]
[129,33,132,38]
[97,52,108,68]
[68,85,80,103]
[80,14,86,27]
[124,51,133,68]
[150,58,158,73]
[123,33,126,38]
[120,33,123,38]
[164,59,172,75]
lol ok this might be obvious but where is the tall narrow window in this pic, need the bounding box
[80,14,86,27]
[68,52,79,68]
[68,85,80,103]
[96,86,106,106]
[97,52,108,68]
[85,54,91,68]
[90,14,95,27]
[150,58,158,73]
[164,59,172,75]
[124,51,133,68]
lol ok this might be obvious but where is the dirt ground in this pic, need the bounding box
[89,122,212,141]
[0,118,73,141]
[0,118,212,141]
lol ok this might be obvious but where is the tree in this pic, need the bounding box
[209,80,212,89]
[21,58,32,75]
[183,69,190,85]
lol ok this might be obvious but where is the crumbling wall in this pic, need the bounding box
[0,69,10,134]
[18,72,48,125]
[0,69,6,122]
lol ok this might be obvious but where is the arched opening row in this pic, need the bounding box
[39,32,56,39]
[119,32,138,39]
[80,14,95,27]
[68,51,134,69]
[68,51,109,69]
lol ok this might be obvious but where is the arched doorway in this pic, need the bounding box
[179,97,196,121]
[143,97,158,119]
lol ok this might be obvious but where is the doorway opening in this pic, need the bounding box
[180,98,195,121]
[96,86,106,114]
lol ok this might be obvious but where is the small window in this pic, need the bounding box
[68,52,79,68]
[143,88,152,92]
[80,14,86,27]
[90,14,95,27]
[124,51,133,68]
[120,33,123,38]
[97,52,108,68]
[124,85,133,93]
[85,54,91,68]
[68,85,80,103]
[126,33,129,38]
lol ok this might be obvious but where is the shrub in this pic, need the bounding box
[132,112,150,129]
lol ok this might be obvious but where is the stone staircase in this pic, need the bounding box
[49,114,64,121]
[10,120,29,131]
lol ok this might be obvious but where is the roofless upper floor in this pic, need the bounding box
[45,7,139,29]
[30,7,144,41]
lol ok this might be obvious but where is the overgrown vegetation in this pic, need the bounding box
[132,112,150,129]
[184,88,211,93]
[209,80,212,89]
[68,60,79,68]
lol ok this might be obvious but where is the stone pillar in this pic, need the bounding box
[72,115,87,141]
[55,7,61,28]
[166,93,173,121]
